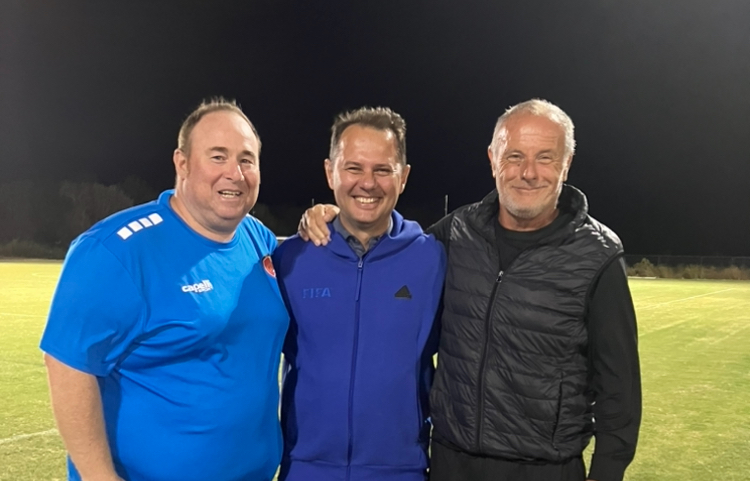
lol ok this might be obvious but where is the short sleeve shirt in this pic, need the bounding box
[41,191,290,481]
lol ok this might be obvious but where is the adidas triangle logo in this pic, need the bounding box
[394,285,412,299]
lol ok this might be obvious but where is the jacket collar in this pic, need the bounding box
[325,209,423,261]
[469,184,590,245]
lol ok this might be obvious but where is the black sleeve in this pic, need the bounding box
[425,213,452,251]
[586,257,642,481]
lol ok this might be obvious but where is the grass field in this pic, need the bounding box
[1,261,749,480]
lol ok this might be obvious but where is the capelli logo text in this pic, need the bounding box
[181,280,214,293]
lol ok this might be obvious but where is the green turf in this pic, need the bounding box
[620,279,750,481]
[0,261,66,480]
[1,261,749,480]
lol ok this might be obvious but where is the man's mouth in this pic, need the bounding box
[218,190,242,198]
[354,196,378,204]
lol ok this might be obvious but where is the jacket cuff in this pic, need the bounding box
[588,454,628,481]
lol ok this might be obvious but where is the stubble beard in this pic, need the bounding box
[497,182,563,220]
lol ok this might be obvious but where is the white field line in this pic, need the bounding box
[708,320,750,345]
[638,288,736,311]
[0,428,58,445]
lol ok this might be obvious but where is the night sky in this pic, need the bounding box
[1,0,749,255]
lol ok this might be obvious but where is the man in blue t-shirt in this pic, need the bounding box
[41,98,290,481]
[273,107,445,481]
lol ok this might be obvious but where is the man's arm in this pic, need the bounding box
[586,257,642,481]
[45,354,123,481]
[40,237,146,481]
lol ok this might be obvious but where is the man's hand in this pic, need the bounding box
[298,204,339,245]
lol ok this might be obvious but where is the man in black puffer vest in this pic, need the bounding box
[428,99,641,481]
[297,99,641,481]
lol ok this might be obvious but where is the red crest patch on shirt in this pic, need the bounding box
[263,255,276,278]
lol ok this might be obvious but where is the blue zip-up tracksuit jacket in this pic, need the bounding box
[273,211,446,481]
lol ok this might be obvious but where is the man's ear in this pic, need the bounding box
[487,146,497,178]
[562,154,574,181]
[399,164,411,193]
[324,158,334,190]
[173,149,189,179]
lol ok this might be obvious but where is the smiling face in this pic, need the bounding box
[489,113,572,231]
[171,110,260,242]
[325,124,410,243]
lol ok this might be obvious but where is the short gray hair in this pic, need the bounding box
[489,99,575,159]
[329,106,406,165]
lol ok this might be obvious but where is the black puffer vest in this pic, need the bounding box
[430,185,622,461]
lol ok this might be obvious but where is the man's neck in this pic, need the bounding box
[337,216,390,252]
[169,194,235,243]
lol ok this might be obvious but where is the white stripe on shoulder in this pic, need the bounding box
[117,227,133,240]
[116,211,164,240]
[128,221,144,232]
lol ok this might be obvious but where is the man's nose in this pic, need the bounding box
[521,159,538,181]
[359,170,376,188]
[225,160,245,182]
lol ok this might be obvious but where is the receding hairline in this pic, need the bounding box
[329,106,407,166]
[177,99,261,156]
[490,99,576,159]
[491,115,570,165]
[188,111,260,154]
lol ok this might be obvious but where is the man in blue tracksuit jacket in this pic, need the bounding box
[273,107,446,481]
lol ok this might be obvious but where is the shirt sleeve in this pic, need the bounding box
[40,236,146,377]
[586,257,642,481]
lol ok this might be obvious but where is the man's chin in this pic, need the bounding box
[346,204,383,220]
[343,212,388,231]
[505,203,547,220]
[212,210,248,227]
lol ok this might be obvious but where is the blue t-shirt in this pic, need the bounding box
[40,190,290,481]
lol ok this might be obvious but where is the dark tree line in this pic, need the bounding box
[1,175,451,256]
[0,177,311,252]
[0,176,157,248]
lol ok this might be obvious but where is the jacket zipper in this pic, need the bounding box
[474,269,503,451]
[346,258,364,481]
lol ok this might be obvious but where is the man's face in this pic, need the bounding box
[325,125,410,237]
[489,113,572,230]
[172,110,260,240]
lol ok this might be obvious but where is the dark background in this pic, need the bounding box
[2,0,749,255]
